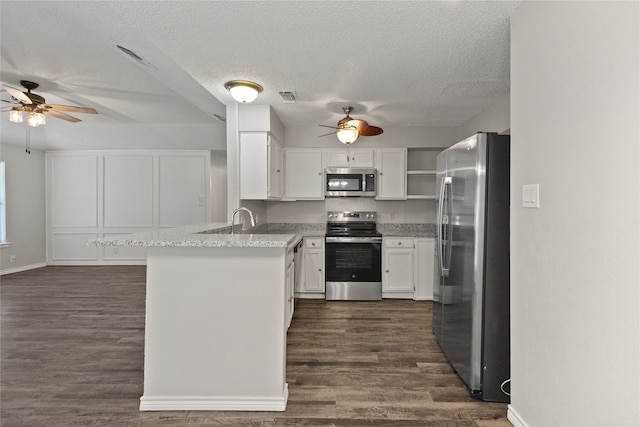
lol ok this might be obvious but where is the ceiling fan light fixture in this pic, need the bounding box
[9,108,23,123]
[224,80,263,103]
[336,127,359,145]
[27,111,45,127]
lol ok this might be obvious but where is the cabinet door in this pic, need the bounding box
[414,238,435,300]
[267,138,283,199]
[304,248,325,292]
[383,248,414,293]
[285,149,324,199]
[325,150,350,168]
[240,133,268,199]
[350,149,375,168]
[376,149,407,200]
[286,259,295,328]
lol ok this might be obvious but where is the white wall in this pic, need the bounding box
[0,122,226,152]
[510,2,639,426]
[0,144,47,274]
[451,93,510,142]
[46,150,212,265]
[210,150,227,222]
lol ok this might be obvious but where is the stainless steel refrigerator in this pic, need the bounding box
[433,132,510,403]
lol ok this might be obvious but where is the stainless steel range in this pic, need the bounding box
[325,211,382,300]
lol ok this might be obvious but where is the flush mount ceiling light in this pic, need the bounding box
[224,80,263,103]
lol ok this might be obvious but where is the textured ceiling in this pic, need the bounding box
[1,1,521,149]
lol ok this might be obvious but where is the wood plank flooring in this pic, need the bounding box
[1,266,511,426]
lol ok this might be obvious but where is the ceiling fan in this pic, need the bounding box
[1,80,98,126]
[319,106,383,145]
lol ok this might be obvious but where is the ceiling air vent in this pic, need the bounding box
[278,91,297,103]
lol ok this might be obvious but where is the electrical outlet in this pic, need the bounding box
[9,255,16,263]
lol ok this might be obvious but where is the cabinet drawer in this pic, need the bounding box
[305,237,324,249]
[384,237,414,248]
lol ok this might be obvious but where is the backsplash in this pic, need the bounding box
[265,199,436,224]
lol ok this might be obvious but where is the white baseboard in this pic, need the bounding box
[140,387,288,412]
[294,292,325,299]
[508,405,528,427]
[1,262,47,276]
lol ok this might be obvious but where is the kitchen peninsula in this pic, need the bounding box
[91,222,320,411]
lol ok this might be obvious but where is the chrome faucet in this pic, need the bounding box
[231,207,256,235]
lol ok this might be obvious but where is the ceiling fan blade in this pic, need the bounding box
[44,104,98,114]
[359,126,384,136]
[318,124,340,130]
[1,106,15,112]
[43,109,81,123]
[2,84,32,104]
[318,131,338,137]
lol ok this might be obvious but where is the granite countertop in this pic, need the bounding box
[88,222,435,248]
[88,223,326,249]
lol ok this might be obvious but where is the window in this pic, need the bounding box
[0,161,6,244]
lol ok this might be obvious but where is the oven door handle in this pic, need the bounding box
[325,236,382,244]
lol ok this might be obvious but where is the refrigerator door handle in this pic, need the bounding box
[444,177,453,276]
[437,176,452,277]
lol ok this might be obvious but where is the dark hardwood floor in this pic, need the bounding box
[1,266,511,426]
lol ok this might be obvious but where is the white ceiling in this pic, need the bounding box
[0,1,521,151]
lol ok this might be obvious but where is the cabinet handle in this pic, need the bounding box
[398,242,402,246]
[318,268,322,272]
[311,242,316,246]
[386,269,389,273]
[380,172,383,176]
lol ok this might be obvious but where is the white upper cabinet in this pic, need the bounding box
[240,132,283,200]
[284,149,324,200]
[268,141,283,199]
[238,104,285,143]
[375,148,407,200]
[325,148,375,168]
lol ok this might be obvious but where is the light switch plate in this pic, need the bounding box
[522,184,540,208]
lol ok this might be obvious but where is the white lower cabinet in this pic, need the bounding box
[382,237,415,298]
[414,238,435,300]
[285,245,295,329]
[299,237,325,297]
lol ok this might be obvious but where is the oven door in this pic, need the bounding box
[325,237,382,300]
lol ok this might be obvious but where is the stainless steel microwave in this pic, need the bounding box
[325,168,377,197]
